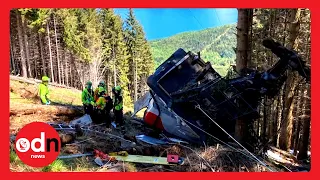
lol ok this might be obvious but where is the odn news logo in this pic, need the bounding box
[15,132,59,159]
[14,122,61,167]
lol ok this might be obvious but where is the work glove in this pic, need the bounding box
[46,101,50,105]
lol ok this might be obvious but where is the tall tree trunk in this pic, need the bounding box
[16,10,27,78]
[133,56,138,102]
[38,32,46,76]
[64,50,69,86]
[234,9,252,145]
[293,86,303,155]
[21,15,31,78]
[10,35,16,74]
[291,84,302,151]
[33,42,38,78]
[61,49,65,85]
[70,53,73,87]
[262,99,267,139]
[53,15,61,84]
[46,21,54,82]
[108,72,112,98]
[113,44,117,87]
[279,8,301,151]
[293,120,301,156]
[268,97,278,145]
[297,85,310,160]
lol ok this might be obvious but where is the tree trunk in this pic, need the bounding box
[133,56,138,102]
[297,85,310,160]
[293,120,301,156]
[21,15,31,78]
[291,84,302,151]
[273,96,280,146]
[61,49,65,85]
[70,53,73,87]
[107,71,112,98]
[46,21,54,82]
[234,9,252,145]
[64,50,69,86]
[113,44,117,87]
[279,8,301,151]
[53,15,61,84]
[10,35,16,74]
[262,99,267,139]
[33,41,38,78]
[16,10,27,78]
[38,32,46,76]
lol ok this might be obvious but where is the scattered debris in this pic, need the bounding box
[136,135,167,145]
[69,114,92,126]
[109,154,184,166]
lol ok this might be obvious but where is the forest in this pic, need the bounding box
[9,8,311,172]
[150,24,236,76]
[10,8,154,106]
[234,8,311,161]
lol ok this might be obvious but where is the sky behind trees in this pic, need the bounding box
[114,8,238,40]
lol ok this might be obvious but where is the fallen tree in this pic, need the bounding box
[10,103,83,117]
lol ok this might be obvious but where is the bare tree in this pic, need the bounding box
[53,14,61,84]
[46,21,54,82]
[16,10,27,78]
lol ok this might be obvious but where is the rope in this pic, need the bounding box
[173,110,274,171]
[195,105,275,172]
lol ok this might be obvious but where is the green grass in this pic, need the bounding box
[10,150,22,165]
[42,159,68,172]
[10,149,97,172]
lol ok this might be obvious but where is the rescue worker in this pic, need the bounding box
[94,80,107,102]
[112,86,123,127]
[93,86,113,127]
[82,81,95,115]
[39,76,51,105]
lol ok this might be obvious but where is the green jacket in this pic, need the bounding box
[82,88,93,105]
[114,95,123,111]
[39,83,49,104]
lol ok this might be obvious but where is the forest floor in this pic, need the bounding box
[9,78,308,172]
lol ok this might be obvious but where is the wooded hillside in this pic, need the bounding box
[9,8,311,172]
[150,24,237,76]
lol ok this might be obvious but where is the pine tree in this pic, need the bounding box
[15,9,28,78]
[100,9,131,104]
[124,9,140,102]
[124,9,154,102]
[113,14,131,105]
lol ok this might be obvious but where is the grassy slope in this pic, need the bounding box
[149,24,237,76]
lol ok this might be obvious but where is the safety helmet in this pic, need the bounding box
[42,76,50,82]
[98,86,105,93]
[99,80,105,87]
[112,86,121,94]
[86,81,92,86]
[98,86,106,97]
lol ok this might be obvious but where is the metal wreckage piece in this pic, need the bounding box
[133,38,311,144]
